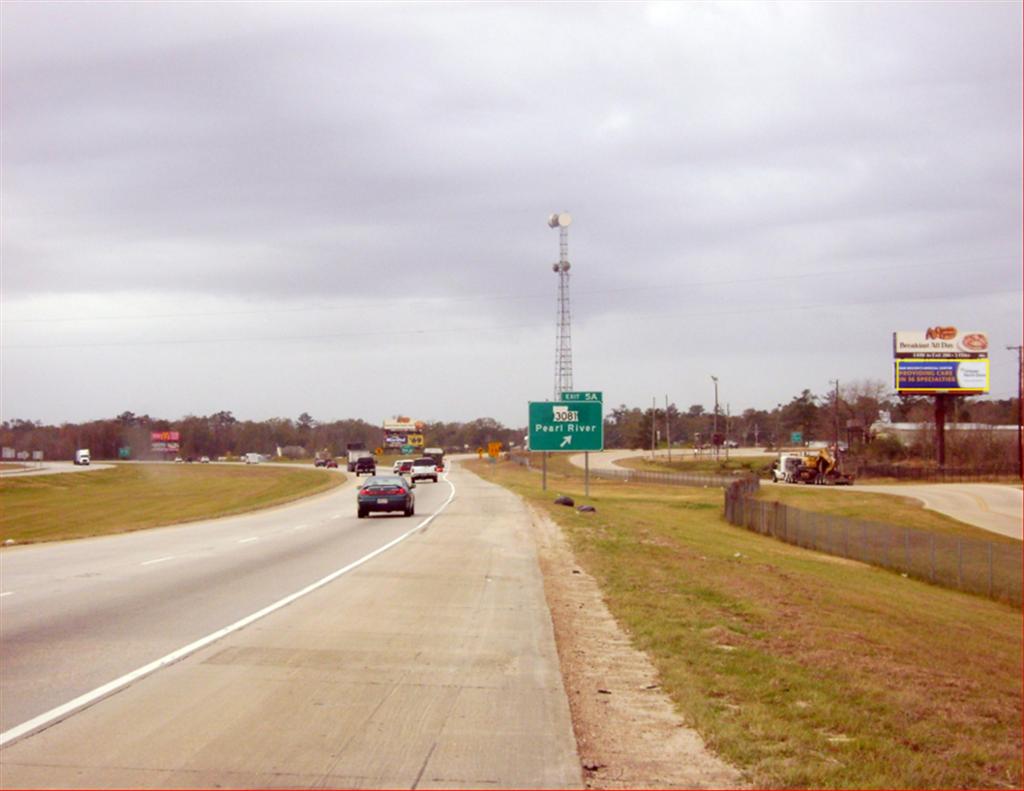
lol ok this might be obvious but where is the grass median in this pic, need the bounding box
[0,463,344,543]
[469,455,1022,789]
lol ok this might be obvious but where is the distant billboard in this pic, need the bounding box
[151,431,181,453]
[893,328,989,394]
[383,417,425,449]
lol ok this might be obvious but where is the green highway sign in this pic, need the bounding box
[790,432,803,444]
[528,401,604,452]
[559,390,603,403]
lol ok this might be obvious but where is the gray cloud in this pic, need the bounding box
[2,1,1020,424]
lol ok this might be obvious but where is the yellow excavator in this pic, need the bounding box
[790,447,854,485]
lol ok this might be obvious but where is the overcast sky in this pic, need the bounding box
[2,1,1021,428]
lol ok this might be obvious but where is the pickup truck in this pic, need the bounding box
[354,456,376,476]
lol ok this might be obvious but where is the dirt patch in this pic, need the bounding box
[527,504,747,789]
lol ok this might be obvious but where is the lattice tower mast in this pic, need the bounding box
[548,212,573,399]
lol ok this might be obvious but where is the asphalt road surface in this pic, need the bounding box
[0,460,115,477]
[0,462,579,787]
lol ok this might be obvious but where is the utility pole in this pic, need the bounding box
[711,375,719,460]
[1009,345,1023,481]
[829,379,840,454]
[651,396,657,460]
[665,395,671,464]
[725,403,731,460]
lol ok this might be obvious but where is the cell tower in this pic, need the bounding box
[548,212,573,399]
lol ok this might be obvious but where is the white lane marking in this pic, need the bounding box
[1,591,13,598]
[141,556,174,566]
[0,473,457,748]
[237,537,259,544]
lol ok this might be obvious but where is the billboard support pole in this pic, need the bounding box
[934,394,947,468]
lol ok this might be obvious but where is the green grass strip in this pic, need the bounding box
[0,464,344,543]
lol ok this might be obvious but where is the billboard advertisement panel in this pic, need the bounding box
[383,417,425,449]
[893,327,989,394]
[893,329,988,359]
[895,359,990,393]
[151,431,181,442]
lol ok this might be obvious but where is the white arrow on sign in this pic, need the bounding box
[560,436,572,448]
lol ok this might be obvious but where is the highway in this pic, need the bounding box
[0,463,580,787]
[0,460,115,478]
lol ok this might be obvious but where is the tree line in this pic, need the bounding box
[602,380,1019,451]
[2,379,1018,461]
[0,411,526,461]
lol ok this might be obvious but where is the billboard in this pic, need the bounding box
[383,417,425,449]
[893,329,988,359]
[151,431,181,453]
[895,359,990,393]
[893,328,989,394]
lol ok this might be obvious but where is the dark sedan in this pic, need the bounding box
[357,475,415,518]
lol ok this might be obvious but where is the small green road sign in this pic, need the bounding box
[528,401,603,452]
[790,432,803,444]
[401,445,414,455]
[559,390,603,403]
[118,446,131,459]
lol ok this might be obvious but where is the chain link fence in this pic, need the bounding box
[725,480,1021,605]
[508,452,1019,605]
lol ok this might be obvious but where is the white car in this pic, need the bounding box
[410,458,439,483]
[200,456,210,464]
